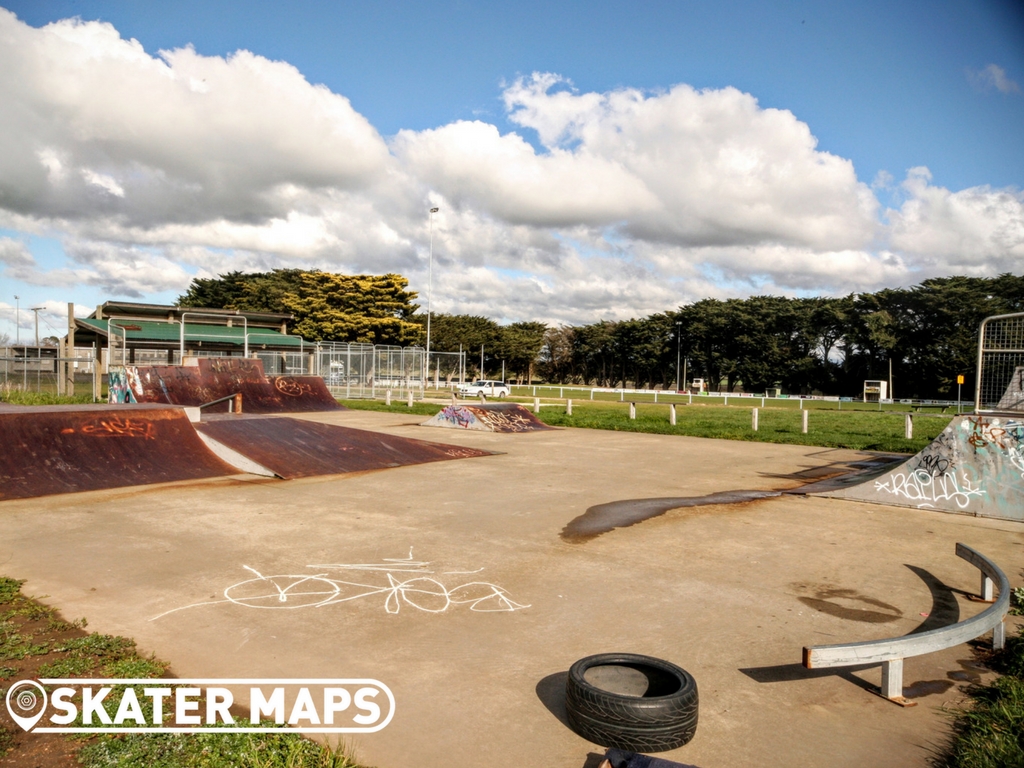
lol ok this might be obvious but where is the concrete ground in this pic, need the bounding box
[1,410,1023,768]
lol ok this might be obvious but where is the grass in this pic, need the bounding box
[935,625,1024,767]
[0,576,373,768]
[0,389,96,405]
[341,397,950,453]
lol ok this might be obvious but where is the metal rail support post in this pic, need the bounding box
[670,403,676,425]
[752,408,759,431]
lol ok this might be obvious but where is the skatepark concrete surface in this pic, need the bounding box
[1,409,1022,768]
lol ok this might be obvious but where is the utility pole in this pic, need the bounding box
[675,320,682,391]
[31,308,42,346]
[480,345,484,380]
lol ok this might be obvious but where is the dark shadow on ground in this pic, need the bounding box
[738,662,879,693]
[905,565,964,634]
[536,670,571,728]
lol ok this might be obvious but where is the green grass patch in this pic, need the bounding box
[936,626,1024,767]
[341,397,948,453]
[337,398,442,416]
[77,729,368,768]
[0,389,96,405]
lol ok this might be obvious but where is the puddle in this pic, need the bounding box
[560,490,781,542]
[904,679,954,698]
[794,586,903,623]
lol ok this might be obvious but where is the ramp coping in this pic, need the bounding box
[802,543,1009,706]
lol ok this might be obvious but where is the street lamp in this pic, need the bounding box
[425,207,439,387]
[14,295,19,345]
[674,320,682,391]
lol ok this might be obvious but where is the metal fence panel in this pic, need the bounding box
[975,313,1024,413]
[315,343,425,400]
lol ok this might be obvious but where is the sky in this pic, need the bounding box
[0,0,1022,342]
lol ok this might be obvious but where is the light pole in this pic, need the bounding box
[674,321,682,391]
[425,207,439,387]
[14,295,19,345]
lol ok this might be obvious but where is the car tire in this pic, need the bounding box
[565,653,698,752]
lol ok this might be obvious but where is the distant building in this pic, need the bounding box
[67,302,306,371]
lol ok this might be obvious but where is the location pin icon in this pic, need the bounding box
[5,680,47,731]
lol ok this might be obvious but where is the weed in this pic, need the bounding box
[935,625,1024,767]
[0,665,17,679]
[1010,586,1024,617]
[103,656,169,678]
[38,655,97,677]
[0,578,24,604]
[47,616,89,632]
[0,724,12,757]
[77,729,372,768]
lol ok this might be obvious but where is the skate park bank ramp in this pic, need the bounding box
[802,413,1024,521]
[422,402,553,433]
[111,358,341,413]
[0,404,238,500]
[0,406,495,500]
[194,415,494,479]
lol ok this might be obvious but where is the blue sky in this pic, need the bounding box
[1,0,1022,339]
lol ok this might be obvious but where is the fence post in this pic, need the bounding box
[629,402,636,419]
[620,390,624,402]
[752,408,759,431]
[566,399,573,416]
[802,409,809,434]
[560,387,564,399]
[654,391,658,403]
[385,389,391,406]
[905,413,913,439]
[534,397,540,413]
[451,392,457,405]
[724,395,728,406]
[407,390,414,407]
[688,392,692,405]
[669,403,676,425]
[761,397,765,407]
[799,399,803,410]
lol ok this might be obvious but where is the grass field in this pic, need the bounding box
[341,397,952,454]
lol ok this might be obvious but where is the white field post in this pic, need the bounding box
[799,398,803,410]
[534,397,540,413]
[566,399,573,416]
[688,392,692,405]
[451,392,457,405]
[752,408,759,431]
[654,391,658,403]
[670,403,677,425]
[480,392,487,403]
[385,389,391,406]
[802,409,809,434]
[407,389,413,407]
[620,390,624,401]
[905,413,913,439]
[761,396,765,407]
[724,395,728,406]
[629,402,636,419]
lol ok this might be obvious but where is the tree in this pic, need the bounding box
[178,270,422,345]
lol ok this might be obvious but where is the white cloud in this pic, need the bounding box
[968,64,1021,95]
[887,167,1024,274]
[0,12,1020,324]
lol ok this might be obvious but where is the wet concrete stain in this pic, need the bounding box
[791,585,903,623]
[903,679,955,698]
[560,490,781,542]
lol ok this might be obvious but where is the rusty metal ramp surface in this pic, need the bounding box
[421,402,554,432]
[0,404,238,501]
[118,358,342,413]
[194,415,494,479]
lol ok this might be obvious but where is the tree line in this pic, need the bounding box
[179,271,1024,398]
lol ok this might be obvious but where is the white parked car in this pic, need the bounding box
[457,379,511,398]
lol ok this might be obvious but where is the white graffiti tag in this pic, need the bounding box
[874,469,986,510]
[150,551,529,620]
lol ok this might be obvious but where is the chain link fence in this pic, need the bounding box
[975,312,1024,413]
[316,343,426,400]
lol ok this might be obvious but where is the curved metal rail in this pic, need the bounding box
[802,543,1009,705]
